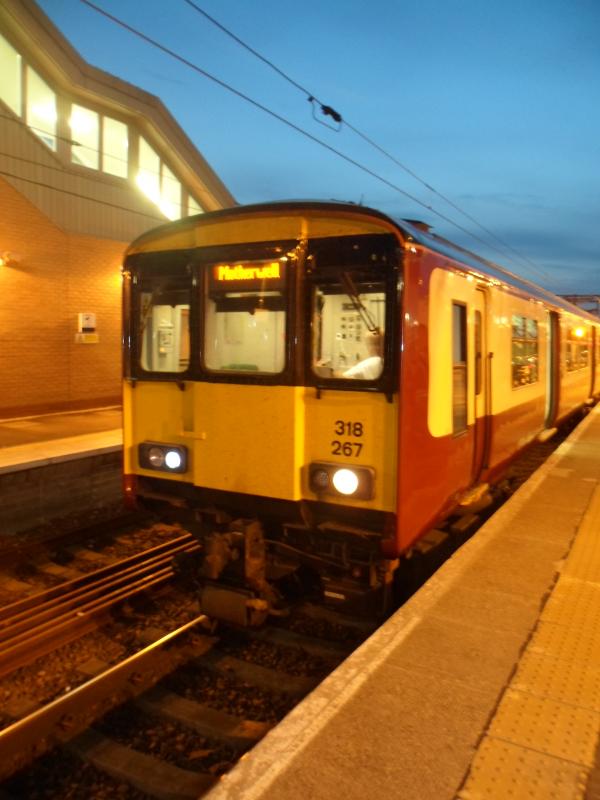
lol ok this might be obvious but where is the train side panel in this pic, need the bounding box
[396,255,479,552]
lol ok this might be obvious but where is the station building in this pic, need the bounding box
[0,0,235,418]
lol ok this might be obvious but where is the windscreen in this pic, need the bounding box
[203,259,287,374]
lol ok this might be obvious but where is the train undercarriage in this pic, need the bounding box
[132,475,398,625]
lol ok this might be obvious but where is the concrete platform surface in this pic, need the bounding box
[0,407,122,474]
[206,405,600,800]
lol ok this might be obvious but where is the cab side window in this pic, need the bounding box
[311,279,385,381]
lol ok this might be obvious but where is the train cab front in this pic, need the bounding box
[121,205,403,624]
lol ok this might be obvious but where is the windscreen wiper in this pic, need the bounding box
[340,271,380,334]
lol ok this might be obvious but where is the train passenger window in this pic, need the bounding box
[566,325,589,372]
[452,303,468,433]
[204,259,286,374]
[138,282,190,373]
[511,315,539,387]
[311,278,386,381]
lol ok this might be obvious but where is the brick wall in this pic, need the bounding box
[0,177,125,417]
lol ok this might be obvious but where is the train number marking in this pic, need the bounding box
[331,420,364,457]
[334,420,363,437]
[331,440,363,457]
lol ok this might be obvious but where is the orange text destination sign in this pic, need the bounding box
[210,260,285,292]
[215,262,280,281]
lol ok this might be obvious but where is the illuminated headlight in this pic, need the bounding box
[332,468,359,495]
[138,442,188,474]
[308,462,374,500]
[165,450,182,470]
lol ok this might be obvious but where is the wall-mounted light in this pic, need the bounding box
[0,251,22,267]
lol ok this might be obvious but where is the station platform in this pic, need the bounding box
[0,407,122,474]
[207,404,600,800]
[0,407,123,537]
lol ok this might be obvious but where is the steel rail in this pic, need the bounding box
[0,614,213,783]
[0,532,196,623]
[0,540,201,676]
[0,539,200,639]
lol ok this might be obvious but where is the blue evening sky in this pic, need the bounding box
[39,0,599,294]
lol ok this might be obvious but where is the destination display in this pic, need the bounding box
[209,260,286,293]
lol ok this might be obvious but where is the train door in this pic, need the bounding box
[472,288,490,480]
[590,327,596,398]
[545,311,559,426]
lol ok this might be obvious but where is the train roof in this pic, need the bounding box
[127,200,599,324]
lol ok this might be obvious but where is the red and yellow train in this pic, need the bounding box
[122,201,599,622]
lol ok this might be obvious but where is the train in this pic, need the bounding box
[121,201,599,623]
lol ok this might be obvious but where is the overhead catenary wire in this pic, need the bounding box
[0,113,193,218]
[0,168,166,221]
[0,110,130,171]
[78,0,558,291]
[80,0,568,296]
[181,0,553,285]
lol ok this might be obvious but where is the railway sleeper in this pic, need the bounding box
[67,729,215,800]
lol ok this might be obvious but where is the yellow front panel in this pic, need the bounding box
[191,383,303,499]
[123,380,192,475]
[303,390,398,511]
[124,380,397,511]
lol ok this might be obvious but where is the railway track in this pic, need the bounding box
[0,511,365,799]
[0,414,585,798]
[0,603,362,799]
[0,533,201,677]
[0,531,215,782]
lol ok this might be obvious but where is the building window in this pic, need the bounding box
[26,67,57,150]
[70,105,129,177]
[2,42,197,213]
[512,315,538,387]
[566,326,589,372]
[137,136,161,206]
[452,303,468,433]
[103,116,128,177]
[0,34,21,116]
[70,104,99,169]
[161,163,182,220]
[188,196,204,215]
[137,136,182,220]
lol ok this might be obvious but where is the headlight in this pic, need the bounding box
[308,462,375,500]
[138,442,188,474]
[148,447,165,468]
[332,468,359,495]
[165,450,183,470]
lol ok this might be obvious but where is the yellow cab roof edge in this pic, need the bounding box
[124,200,409,256]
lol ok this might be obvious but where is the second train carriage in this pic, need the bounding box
[122,201,599,621]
